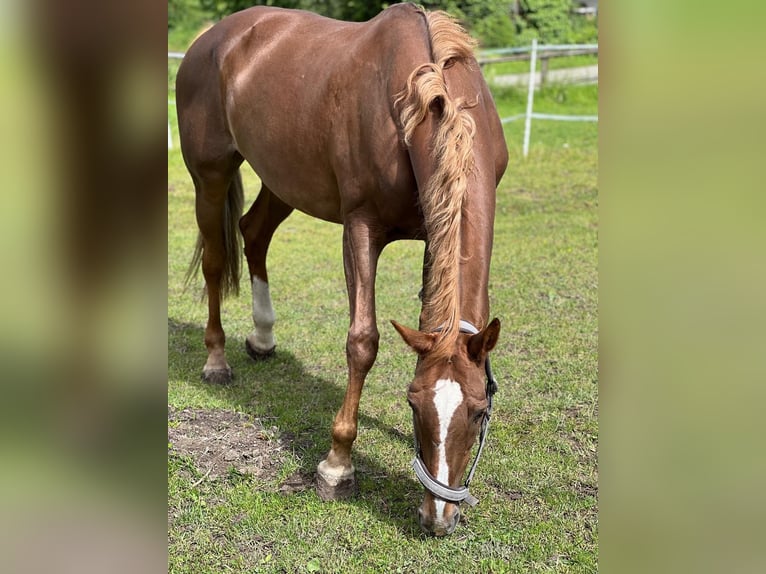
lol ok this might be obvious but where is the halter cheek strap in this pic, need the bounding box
[412,453,480,507]
[411,320,498,507]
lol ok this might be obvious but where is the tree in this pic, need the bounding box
[169,0,215,50]
[169,0,209,30]
[171,1,595,49]
[514,0,575,44]
[198,0,387,22]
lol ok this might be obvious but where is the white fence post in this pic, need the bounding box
[491,43,599,145]
[522,38,538,158]
[168,52,185,151]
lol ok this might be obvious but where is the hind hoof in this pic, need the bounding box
[316,460,357,501]
[201,366,233,385]
[245,338,276,361]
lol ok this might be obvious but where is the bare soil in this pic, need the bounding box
[168,406,293,483]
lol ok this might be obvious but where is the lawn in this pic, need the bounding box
[168,78,598,572]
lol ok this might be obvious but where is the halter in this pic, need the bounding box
[411,320,498,507]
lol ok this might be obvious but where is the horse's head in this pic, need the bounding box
[392,318,500,536]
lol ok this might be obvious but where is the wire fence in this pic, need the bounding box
[482,40,598,157]
[168,42,598,154]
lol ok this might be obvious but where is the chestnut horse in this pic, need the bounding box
[176,4,508,536]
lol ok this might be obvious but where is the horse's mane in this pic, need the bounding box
[396,10,478,358]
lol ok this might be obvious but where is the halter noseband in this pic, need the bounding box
[411,320,498,507]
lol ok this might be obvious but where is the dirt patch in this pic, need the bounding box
[168,406,289,482]
[573,480,598,499]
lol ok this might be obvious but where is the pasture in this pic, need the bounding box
[168,83,598,572]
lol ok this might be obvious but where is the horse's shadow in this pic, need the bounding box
[168,318,425,537]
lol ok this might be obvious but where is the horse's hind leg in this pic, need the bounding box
[177,51,245,384]
[239,185,293,359]
[191,163,245,384]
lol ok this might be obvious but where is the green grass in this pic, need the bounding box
[481,53,598,79]
[168,83,597,572]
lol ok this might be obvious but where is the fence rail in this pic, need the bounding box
[480,42,598,57]
[479,43,597,88]
[485,40,598,156]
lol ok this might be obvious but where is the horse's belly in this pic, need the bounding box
[243,154,343,223]
[273,185,343,225]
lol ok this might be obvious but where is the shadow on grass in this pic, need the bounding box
[169,317,425,537]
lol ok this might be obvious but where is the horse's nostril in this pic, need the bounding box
[451,510,461,530]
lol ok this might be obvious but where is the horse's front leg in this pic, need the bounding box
[316,216,383,500]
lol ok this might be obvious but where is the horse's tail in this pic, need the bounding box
[185,169,245,299]
[395,10,477,357]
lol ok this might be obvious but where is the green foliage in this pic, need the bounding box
[199,0,302,20]
[472,9,519,47]
[515,0,578,44]
[169,0,211,30]
[168,0,214,50]
[198,0,387,22]
[426,1,598,47]
[452,1,519,47]
[571,9,598,44]
[168,1,598,50]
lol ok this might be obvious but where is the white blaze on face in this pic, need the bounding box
[249,277,276,352]
[432,378,464,521]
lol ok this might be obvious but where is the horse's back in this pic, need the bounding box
[177,5,431,226]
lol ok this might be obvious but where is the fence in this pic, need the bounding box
[168,52,183,149]
[478,43,598,86]
[481,40,598,157]
[168,42,598,154]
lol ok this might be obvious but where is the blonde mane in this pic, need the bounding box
[396,10,478,357]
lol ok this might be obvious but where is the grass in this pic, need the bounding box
[168,79,598,572]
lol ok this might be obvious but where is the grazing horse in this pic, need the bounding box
[176,3,508,536]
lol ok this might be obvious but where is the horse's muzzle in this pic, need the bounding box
[417,505,460,537]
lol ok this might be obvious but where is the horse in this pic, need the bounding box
[176,3,508,536]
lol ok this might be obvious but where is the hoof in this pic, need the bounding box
[316,460,357,501]
[245,338,276,361]
[201,366,233,385]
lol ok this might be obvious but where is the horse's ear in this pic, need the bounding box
[391,320,438,355]
[467,318,501,363]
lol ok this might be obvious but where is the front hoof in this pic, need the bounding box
[201,366,233,385]
[245,338,276,361]
[316,460,357,501]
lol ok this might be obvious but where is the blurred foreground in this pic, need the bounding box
[0,0,765,572]
[0,1,166,572]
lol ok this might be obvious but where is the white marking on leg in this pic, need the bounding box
[248,276,276,352]
[432,378,463,522]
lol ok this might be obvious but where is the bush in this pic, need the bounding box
[473,11,518,46]
[168,1,599,50]
[514,0,576,44]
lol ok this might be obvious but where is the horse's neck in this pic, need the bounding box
[456,222,490,328]
[416,182,495,333]
[457,182,495,329]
